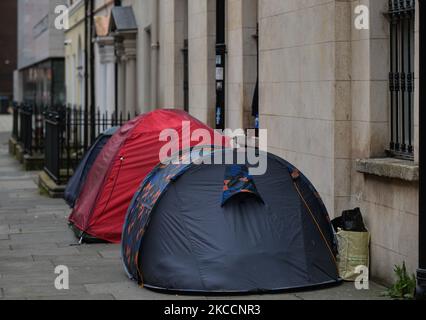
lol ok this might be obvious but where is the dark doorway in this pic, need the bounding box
[215,0,226,130]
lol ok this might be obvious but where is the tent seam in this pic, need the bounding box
[292,181,339,274]
[83,117,144,235]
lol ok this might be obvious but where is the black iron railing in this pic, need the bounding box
[388,0,415,159]
[43,105,136,184]
[12,102,19,139]
[19,104,32,155]
[183,39,189,112]
[44,110,62,183]
[12,101,137,184]
[12,102,46,156]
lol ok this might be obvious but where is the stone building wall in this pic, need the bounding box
[259,0,419,284]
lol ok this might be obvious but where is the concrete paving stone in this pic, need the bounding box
[97,246,122,259]
[85,282,207,301]
[8,191,41,200]
[26,208,69,214]
[0,172,36,179]
[10,226,66,235]
[0,209,45,216]
[0,256,34,264]
[0,215,59,224]
[0,225,19,236]
[34,202,70,209]
[0,242,11,250]
[30,294,116,300]
[1,284,90,299]
[0,208,32,214]
[293,282,388,300]
[66,265,130,285]
[0,260,54,275]
[9,231,76,245]
[31,252,105,262]
[9,242,67,251]
[44,255,122,268]
[0,246,81,259]
[0,168,21,174]
[76,244,119,256]
[206,294,301,301]
[0,181,38,191]
[0,273,57,287]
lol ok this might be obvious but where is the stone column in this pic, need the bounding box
[97,37,116,116]
[102,38,116,117]
[115,40,126,117]
[188,0,217,126]
[95,42,106,114]
[123,38,137,117]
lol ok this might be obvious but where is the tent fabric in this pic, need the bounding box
[122,147,339,293]
[69,110,227,244]
[64,127,118,208]
[222,164,262,206]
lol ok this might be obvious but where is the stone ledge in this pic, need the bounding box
[356,158,419,182]
[38,171,66,198]
[23,154,44,171]
[8,137,17,156]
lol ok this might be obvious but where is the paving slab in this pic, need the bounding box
[85,282,208,301]
[33,294,116,300]
[2,285,90,299]
[293,282,388,300]
[0,116,12,133]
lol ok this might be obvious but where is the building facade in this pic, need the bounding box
[64,0,116,114]
[15,0,66,107]
[0,0,17,113]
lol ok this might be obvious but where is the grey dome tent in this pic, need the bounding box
[64,127,118,208]
[122,147,340,294]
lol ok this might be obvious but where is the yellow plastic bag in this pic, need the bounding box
[336,230,370,281]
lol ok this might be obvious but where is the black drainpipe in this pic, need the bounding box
[89,0,96,144]
[84,0,89,150]
[114,0,122,118]
[215,0,226,130]
[417,0,426,301]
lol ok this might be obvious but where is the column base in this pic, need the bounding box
[416,269,426,300]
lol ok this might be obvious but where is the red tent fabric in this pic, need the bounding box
[69,109,227,243]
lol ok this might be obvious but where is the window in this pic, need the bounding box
[388,0,415,160]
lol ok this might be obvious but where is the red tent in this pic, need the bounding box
[69,109,227,243]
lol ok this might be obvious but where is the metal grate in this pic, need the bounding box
[388,0,416,160]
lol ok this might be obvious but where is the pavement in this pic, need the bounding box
[0,114,389,300]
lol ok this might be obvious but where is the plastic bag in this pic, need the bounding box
[337,230,370,281]
[332,207,367,232]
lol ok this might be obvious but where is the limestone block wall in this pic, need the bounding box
[64,0,87,107]
[258,0,351,217]
[258,0,419,284]
[226,0,258,130]
[187,0,217,125]
[349,0,419,284]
